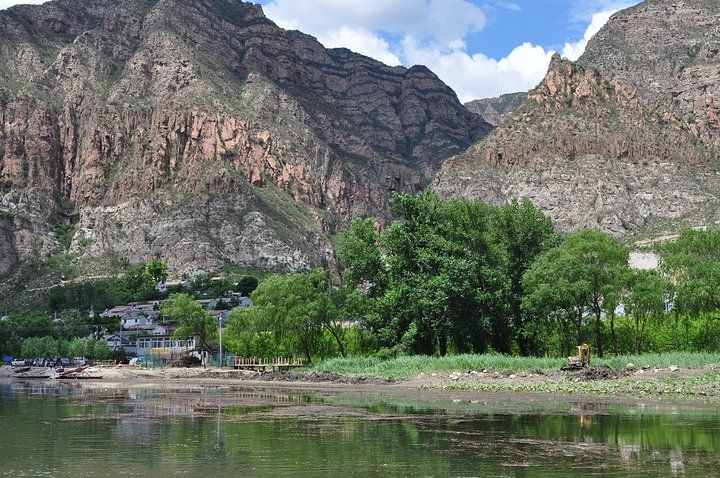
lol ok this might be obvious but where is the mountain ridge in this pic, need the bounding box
[436,0,720,238]
[0,0,491,279]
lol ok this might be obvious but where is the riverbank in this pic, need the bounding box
[2,358,720,403]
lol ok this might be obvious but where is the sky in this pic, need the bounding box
[256,0,641,101]
[1,0,641,102]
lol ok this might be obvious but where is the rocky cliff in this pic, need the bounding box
[436,0,720,237]
[0,0,491,278]
[464,92,527,126]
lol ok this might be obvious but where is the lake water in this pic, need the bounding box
[1,380,719,477]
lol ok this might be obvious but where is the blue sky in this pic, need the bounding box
[257,0,641,101]
[1,0,642,101]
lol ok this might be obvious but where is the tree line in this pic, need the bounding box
[6,190,720,363]
[222,191,720,361]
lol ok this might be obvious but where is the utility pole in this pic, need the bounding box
[218,315,223,368]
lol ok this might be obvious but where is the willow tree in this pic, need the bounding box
[523,229,629,357]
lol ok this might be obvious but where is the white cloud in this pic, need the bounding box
[262,1,629,102]
[496,1,521,12]
[0,0,47,10]
[264,0,486,48]
[322,26,401,65]
[402,39,554,102]
[561,9,617,61]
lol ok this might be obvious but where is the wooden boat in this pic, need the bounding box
[14,375,52,379]
[58,365,89,377]
[12,367,31,374]
[58,374,103,380]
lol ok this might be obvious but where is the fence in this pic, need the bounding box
[234,357,304,371]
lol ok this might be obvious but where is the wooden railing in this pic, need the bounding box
[234,357,304,368]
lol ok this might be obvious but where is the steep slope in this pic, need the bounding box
[580,0,720,145]
[464,92,527,126]
[0,0,491,277]
[436,0,720,237]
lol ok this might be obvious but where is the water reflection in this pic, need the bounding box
[1,381,719,477]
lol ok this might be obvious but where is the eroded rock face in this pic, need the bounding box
[464,92,527,126]
[0,0,490,277]
[437,1,720,238]
[436,53,720,236]
[581,0,720,145]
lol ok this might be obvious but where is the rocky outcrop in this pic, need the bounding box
[464,92,527,126]
[436,53,720,236]
[0,0,490,277]
[437,1,720,238]
[580,0,720,145]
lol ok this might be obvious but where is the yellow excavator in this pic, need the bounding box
[563,344,590,370]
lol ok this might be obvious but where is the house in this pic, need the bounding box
[136,335,195,356]
[227,292,254,307]
[105,331,139,354]
[103,302,159,331]
[150,325,176,336]
[156,280,191,293]
[198,298,219,309]
[237,297,253,308]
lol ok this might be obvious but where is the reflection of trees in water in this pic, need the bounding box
[1,384,718,476]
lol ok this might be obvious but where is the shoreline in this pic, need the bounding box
[3,363,720,406]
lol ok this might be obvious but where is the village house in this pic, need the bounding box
[101,302,160,331]
[136,335,196,356]
[105,331,139,354]
[155,280,191,294]
[100,293,253,356]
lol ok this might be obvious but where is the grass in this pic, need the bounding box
[308,352,720,379]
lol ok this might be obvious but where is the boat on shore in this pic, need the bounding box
[58,375,103,380]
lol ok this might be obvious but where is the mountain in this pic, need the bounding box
[0,0,491,279]
[464,92,527,126]
[436,0,720,238]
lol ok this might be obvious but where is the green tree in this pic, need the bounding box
[146,259,169,283]
[390,191,506,355]
[123,262,157,301]
[338,190,507,356]
[338,219,386,296]
[8,311,56,340]
[626,270,670,354]
[162,293,217,356]
[21,336,59,358]
[523,230,629,357]
[88,339,111,360]
[226,270,351,362]
[68,338,89,358]
[490,198,558,355]
[236,275,259,296]
[661,227,720,313]
[57,309,90,339]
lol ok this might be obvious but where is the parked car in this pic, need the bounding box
[11,359,27,367]
[58,358,71,367]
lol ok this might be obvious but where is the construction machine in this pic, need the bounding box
[563,344,590,370]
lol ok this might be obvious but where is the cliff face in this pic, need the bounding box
[464,92,527,126]
[580,0,720,145]
[0,0,490,277]
[436,0,720,237]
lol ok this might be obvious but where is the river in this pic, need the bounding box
[1,380,718,477]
